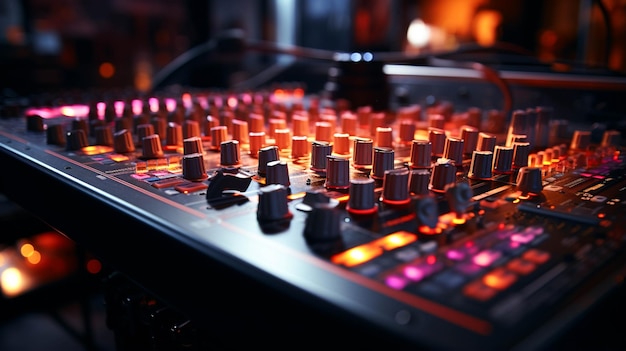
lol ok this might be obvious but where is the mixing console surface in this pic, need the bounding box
[1,86,625,350]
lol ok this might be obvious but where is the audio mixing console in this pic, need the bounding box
[1,83,626,350]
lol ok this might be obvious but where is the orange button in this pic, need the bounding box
[463,280,498,301]
[522,249,550,264]
[152,177,186,189]
[506,258,536,275]
[174,182,208,194]
[482,267,518,290]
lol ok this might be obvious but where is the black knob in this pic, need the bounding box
[257,184,293,222]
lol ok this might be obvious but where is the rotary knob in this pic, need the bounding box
[516,167,543,195]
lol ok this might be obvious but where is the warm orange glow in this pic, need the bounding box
[331,245,383,267]
[452,217,466,225]
[274,89,286,100]
[26,251,41,265]
[473,10,502,46]
[60,105,90,117]
[99,62,115,78]
[82,145,113,155]
[287,192,306,200]
[483,268,517,290]
[419,225,442,235]
[293,88,305,99]
[86,259,102,274]
[374,231,417,250]
[20,243,35,258]
[1,267,26,297]
[331,232,416,267]
[134,61,152,92]
[110,154,130,162]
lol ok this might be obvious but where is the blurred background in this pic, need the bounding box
[1,0,625,96]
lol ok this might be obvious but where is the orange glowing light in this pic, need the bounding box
[1,267,26,297]
[274,89,286,99]
[473,10,502,46]
[375,231,417,250]
[110,154,130,162]
[598,213,606,219]
[82,145,113,155]
[287,192,307,200]
[418,225,442,235]
[26,251,41,265]
[20,243,35,258]
[293,88,305,99]
[331,245,383,267]
[99,62,115,78]
[452,217,466,225]
[483,268,517,290]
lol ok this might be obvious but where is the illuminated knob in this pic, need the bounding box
[375,127,393,148]
[347,178,377,215]
[257,184,293,222]
[443,137,464,167]
[398,120,416,144]
[333,133,350,155]
[113,129,135,153]
[258,145,279,176]
[249,131,265,158]
[372,147,394,180]
[477,132,496,152]
[141,134,164,159]
[220,140,240,166]
[266,160,290,187]
[210,126,227,150]
[570,130,591,151]
[516,167,543,195]
[182,153,208,181]
[183,136,204,155]
[428,127,446,158]
[353,138,373,167]
[303,202,342,249]
[291,135,309,158]
[311,141,332,173]
[340,112,357,136]
[460,125,479,155]
[381,168,410,205]
[409,169,431,196]
[66,129,88,151]
[468,151,493,180]
[601,130,621,147]
[248,113,264,133]
[493,145,514,174]
[314,121,333,142]
[166,122,183,147]
[325,156,350,190]
[428,113,445,129]
[409,139,432,169]
[293,114,309,136]
[182,119,201,139]
[94,125,114,146]
[204,115,220,136]
[430,158,456,193]
[232,119,249,143]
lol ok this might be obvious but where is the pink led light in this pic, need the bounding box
[403,265,425,281]
[472,250,501,267]
[446,249,465,261]
[385,275,408,290]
